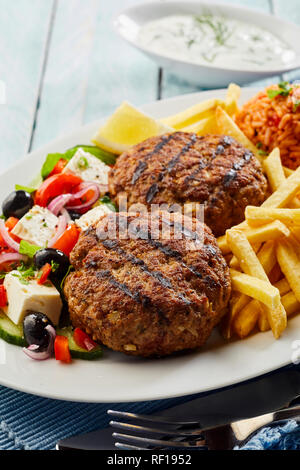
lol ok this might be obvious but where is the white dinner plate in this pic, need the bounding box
[0,87,299,403]
[114,1,300,87]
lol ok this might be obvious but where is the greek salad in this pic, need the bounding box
[0,144,117,363]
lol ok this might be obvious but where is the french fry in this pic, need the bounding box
[263,153,300,209]
[225,83,241,116]
[246,207,300,228]
[182,115,217,135]
[263,148,285,192]
[289,197,300,209]
[283,166,294,177]
[258,245,280,328]
[230,243,261,271]
[216,106,262,162]
[281,291,300,317]
[161,99,222,129]
[257,240,277,276]
[217,234,232,255]
[268,263,282,284]
[255,291,299,332]
[242,220,290,244]
[227,231,287,338]
[230,269,281,310]
[291,227,300,244]
[275,278,291,296]
[276,239,300,303]
[262,166,300,208]
[229,256,240,270]
[221,293,249,340]
[227,230,266,279]
[233,300,262,339]
[222,219,288,256]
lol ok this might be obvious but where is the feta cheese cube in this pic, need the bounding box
[75,204,113,231]
[11,205,59,247]
[63,148,109,186]
[3,271,62,325]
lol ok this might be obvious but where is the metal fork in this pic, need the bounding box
[108,401,300,450]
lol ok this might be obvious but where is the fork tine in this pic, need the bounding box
[112,432,206,449]
[110,420,204,437]
[115,442,147,450]
[107,410,199,427]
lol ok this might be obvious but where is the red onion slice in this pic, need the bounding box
[61,208,71,223]
[0,219,20,252]
[47,194,72,216]
[47,183,103,216]
[66,183,100,211]
[48,214,68,248]
[0,253,27,267]
[23,325,56,361]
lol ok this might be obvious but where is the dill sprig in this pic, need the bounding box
[194,14,233,46]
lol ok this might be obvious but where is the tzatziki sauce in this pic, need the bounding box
[138,14,295,70]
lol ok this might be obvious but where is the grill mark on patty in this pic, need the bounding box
[94,214,222,287]
[131,134,176,185]
[184,138,252,187]
[100,239,191,305]
[146,134,197,203]
[184,157,212,184]
[222,150,253,187]
[95,270,170,321]
[160,216,200,241]
[125,225,205,280]
[146,237,222,290]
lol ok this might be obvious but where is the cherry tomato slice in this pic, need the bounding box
[35,173,82,207]
[73,328,98,351]
[49,159,68,177]
[52,224,80,256]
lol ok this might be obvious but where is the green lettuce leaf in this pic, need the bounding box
[19,240,41,258]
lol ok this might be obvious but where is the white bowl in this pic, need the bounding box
[113,0,300,87]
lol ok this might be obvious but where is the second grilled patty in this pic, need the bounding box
[109,132,268,237]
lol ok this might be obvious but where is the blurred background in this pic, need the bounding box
[0,0,299,171]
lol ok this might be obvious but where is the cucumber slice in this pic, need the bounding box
[0,313,26,347]
[56,327,102,361]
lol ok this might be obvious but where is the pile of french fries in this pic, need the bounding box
[218,149,300,340]
[162,84,300,341]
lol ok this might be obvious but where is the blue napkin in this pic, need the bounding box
[0,384,299,450]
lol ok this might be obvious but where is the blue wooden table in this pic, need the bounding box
[0,0,300,175]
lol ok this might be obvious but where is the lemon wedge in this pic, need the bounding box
[92,102,174,155]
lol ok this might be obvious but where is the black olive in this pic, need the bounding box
[67,210,81,221]
[23,312,54,351]
[2,190,34,219]
[33,248,70,280]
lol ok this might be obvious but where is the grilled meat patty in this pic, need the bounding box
[109,132,268,237]
[64,211,231,357]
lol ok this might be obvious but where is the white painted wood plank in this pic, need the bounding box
[0,0,54,172]
[32,0,99,150]
[161,0,274,98]
[83,0,158,124]
[32,0,158,150]
[273,0,300,83]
